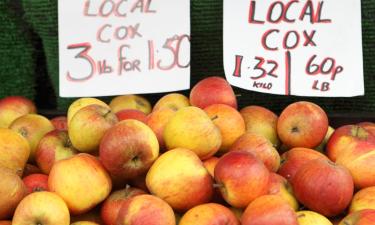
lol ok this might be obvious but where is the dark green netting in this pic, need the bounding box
[0,0,374,113]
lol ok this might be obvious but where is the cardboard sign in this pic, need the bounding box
[59,0,190,97]
[224,0,364,97]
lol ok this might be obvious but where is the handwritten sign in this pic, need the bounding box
[59,0,190,97]
[224,0,364,97]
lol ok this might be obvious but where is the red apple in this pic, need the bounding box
[214,151,270,208]
[48,153,112,215]
[99,119,159,180]
[101,185,146,225]
[22,173,49,194]
[0,96,36,128]
[240,105,280,148]
[326,125,375,162]
[229,133,280,172]
[12,191,70,225]
[277,101,328,148]
[190,76,237,109]
[204,104,246,153]
[50,116,68,131]
[278,147,328,181]
[0,166,27,220]
[292,158,354,217]
[339,209,375,225]
[35,130,78,174]
[179,203,240,225]
[115,109,148,123]
[241,195,298,225]
[116,194,175,225]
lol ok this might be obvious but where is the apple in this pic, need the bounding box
[35,130,78,174]
[50,116,68,131]
[71,222,99,225]
[0,96,36,128]
[350,186,375,212]
[101,185,146,225]
[109,95,152,114]
[9,114,54,162]
[0,128,30,176]
[116,194,175,225]
[22,173,49,194]
[277,101,328,148]
[240,105,280,148]
[152,93,190,112]
[241,195,298,225]
[315,126,335,152]
[335,141,375,189]
[22,163,42,177]
[190,76,237,109]
[146,107,176,150]
[179,203,240,225]
[115,109,147,123]
[204,104,246,153]
[146,148,213,212]
[67,97,109,126]
[292,158,354,217]
[214,151,270,208]
[164,106,222,160]
[99,119,159,180]
[203,156,220,177]
[0,166,27,220]
[326,125,375,162]
[339,209,375,225]
[278,147,328,181]
[296,210,332,225]
[48,153,112,215]
[267,173,299,211]
[358,122,375,137]
[12,191,70,225]
[0,221,11,225]
[229,133,280,172]
[69,104,118,153]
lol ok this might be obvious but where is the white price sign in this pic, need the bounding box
[59,0,190,97]
[224,0,364,97]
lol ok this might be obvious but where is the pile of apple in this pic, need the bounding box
[0,76,375,225]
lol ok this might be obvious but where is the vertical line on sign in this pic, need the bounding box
[233,55,243,77]
[285,51,291,95]
[148,40,155,70]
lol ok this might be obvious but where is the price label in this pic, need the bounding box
[224,0,364,97]
[59,0,190,97]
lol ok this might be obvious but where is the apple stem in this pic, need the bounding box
[211,115,219,121]
[213,183,223,188]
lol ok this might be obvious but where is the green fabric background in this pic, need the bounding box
[0,0,374,113]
